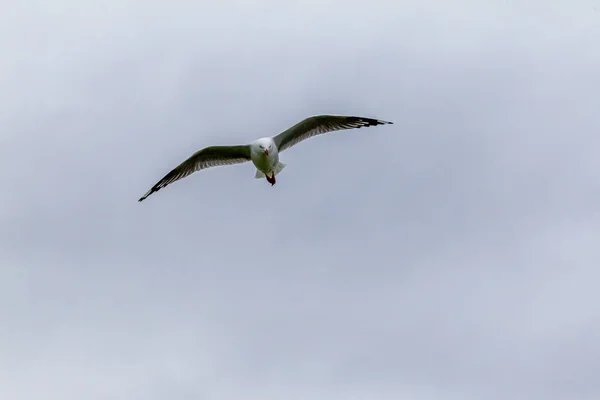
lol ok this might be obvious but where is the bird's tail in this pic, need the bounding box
[273,162,286,176]
[254,162,286,179]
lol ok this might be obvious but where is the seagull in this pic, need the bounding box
[138,114,393,202]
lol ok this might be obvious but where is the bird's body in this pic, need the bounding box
[249,137,282,185]
[138,115,392,202]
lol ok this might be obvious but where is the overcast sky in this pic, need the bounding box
[1,1,599,399]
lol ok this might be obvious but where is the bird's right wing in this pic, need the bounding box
[272,115,393,152]
[138,145,252,202]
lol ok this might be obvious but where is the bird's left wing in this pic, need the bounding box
[272,115,393,153]
[138,145,252,202]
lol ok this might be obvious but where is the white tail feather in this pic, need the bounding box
[255,162,286,179]
[273,162,286,176]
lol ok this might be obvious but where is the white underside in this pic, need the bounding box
[250,138,284,179]
[254,162,286,179]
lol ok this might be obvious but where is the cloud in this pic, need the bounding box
[1,1,599,399]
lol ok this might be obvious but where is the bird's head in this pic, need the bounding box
[253,138,274,156]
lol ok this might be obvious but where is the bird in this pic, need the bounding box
[138,114,393,202]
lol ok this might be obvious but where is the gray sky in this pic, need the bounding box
[1,1,599,399]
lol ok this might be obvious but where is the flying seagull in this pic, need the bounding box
[138,114,393,202]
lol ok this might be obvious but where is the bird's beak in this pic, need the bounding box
[264,149,269,156]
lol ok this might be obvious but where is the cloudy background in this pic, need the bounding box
[1,1,599,399]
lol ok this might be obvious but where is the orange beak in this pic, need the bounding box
[264,149,269,156]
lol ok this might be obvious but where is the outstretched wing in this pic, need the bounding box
[138,145,251,202]
[272,115,393,152]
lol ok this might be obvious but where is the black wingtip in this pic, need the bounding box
[138,188,156,202]
[355,117,393,127]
